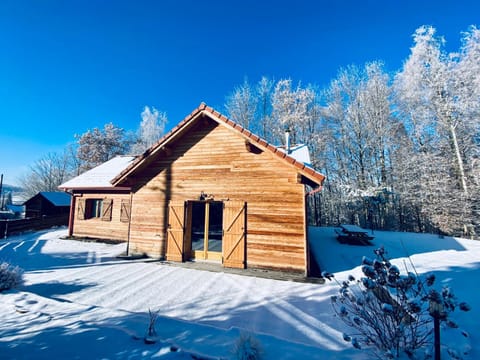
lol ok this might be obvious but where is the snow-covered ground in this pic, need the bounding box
[0,227,478,359]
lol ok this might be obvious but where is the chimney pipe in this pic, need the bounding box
[285,127,291,154]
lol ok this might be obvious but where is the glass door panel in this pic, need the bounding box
[190,202,205,253]
[207,201,223,254]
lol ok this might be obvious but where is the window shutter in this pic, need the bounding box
[120,199,131,223]
[101,199,113,221]
[77,198,86,220]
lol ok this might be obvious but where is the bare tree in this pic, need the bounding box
[18,151,74,198]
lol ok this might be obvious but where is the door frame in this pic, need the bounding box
[166,199,247,269]
[187,200,223,261]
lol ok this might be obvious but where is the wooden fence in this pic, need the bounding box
[0,215,69,238]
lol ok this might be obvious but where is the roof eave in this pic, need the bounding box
[59,186,132,193]
[111,105,207,186]
[205,106,326,186]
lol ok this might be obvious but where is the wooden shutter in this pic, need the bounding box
[120,199,131,223]
[222,201,246,269]
[166,201,185,262]
[101,199,113,221]
[77,198,86,220]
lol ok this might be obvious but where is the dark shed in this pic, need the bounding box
[24,192,71,218]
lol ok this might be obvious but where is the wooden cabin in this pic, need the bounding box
[59,104,325,274]
[24,191,71,219]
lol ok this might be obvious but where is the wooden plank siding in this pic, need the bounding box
[72,192,131,241]
[126,116,308,271]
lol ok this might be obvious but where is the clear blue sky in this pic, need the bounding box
[1,0,478,185]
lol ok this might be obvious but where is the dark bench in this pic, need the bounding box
[335,225,374,246]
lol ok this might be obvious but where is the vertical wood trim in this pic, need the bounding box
[166,201,185,262]
[77,198,86,220]
[303,190,309,277]
[183,201,193,261]
[68,195,76,237]
[126,192,133,256]
[204,201,210,260]
[223,201,246,269]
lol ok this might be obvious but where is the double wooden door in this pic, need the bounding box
[165,200,246,268]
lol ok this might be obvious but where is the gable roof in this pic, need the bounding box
[112,103,325,187]
[24,191,71,207]
[40,192,72,206]
[58,156,136,191]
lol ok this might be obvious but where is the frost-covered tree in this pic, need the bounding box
[271,79,318,145]
[222,46,480,235]
[255,76,274,140]
[18,151,74,198]
[324,62,395,191]
[225,76,276,141]
[394,25,480,235]
[75,122,130,172]
[395,26,466,191]
[319,62,398,228]
[455,27,480,199]
[225,78,258,131]
[130,106,167,154]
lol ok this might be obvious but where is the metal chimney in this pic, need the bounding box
[285,127,291,154]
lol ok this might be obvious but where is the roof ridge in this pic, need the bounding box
[111,103,325,187]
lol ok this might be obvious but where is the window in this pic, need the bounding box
[86,199,103,219]
[77,198,112,221]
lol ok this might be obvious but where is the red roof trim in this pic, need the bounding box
[266,144,276,152]
[257,139,267,147]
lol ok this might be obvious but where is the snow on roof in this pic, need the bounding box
[277,144,312,166]
[39,192,71,206]
[59,156,136,190]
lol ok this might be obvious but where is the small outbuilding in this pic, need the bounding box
[59,104,325,274]
[24,191,72,219]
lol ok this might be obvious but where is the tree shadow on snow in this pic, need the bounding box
[0,305,357,360]
[0,306,258,360]
[20,281,97,302]
[188,283,363,359]
[308,226,469,274]
[0,312,175,360]
[188,261,480,360]
[0,229,125,272]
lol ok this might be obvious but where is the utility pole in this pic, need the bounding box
[0,174,3,210]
